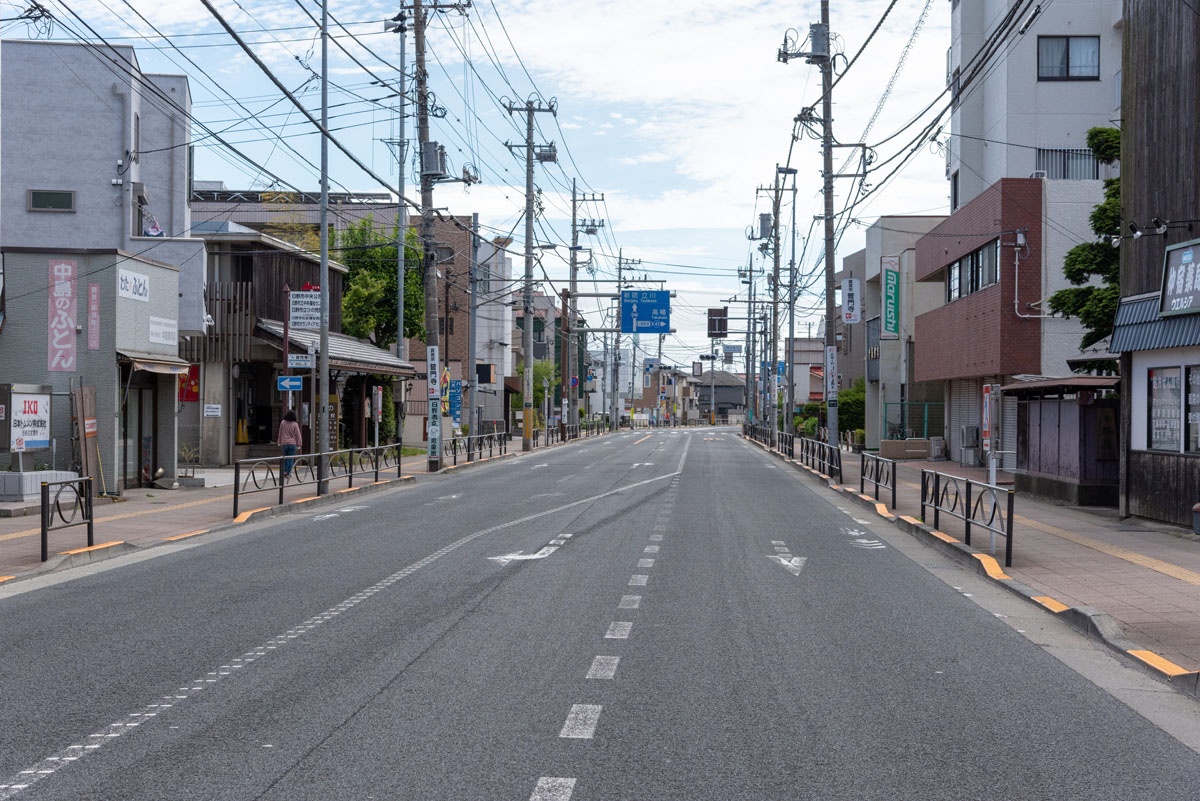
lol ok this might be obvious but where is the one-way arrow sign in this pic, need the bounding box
[488,545,558,566]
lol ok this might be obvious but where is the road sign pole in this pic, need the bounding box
[282,285,291,417]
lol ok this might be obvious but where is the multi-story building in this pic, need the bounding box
[834,248,867,391]
[1107,1,1200,526]
[0,39,206,489]
[913,0,1122,467]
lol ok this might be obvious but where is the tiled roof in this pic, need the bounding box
[257,319,416,376]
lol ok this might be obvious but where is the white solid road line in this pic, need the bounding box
[560,704,602,739]
[618,595,642,609]
[530,777,576,801]
[605,622,633,639]
[586,655,621,679]
[629,575,649,586]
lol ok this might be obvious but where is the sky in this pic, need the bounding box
[3,0,954,368]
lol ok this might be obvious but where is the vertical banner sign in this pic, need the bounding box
[881,257,900,340]
[841,278,861,324]
[825,345,839,404]
[427,345,441,459]
[88,284,101,351]
[373,385,383,423]
[48,260,78,372]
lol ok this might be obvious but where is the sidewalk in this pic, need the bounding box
[836,450,1200,672]
[0,452,434,580]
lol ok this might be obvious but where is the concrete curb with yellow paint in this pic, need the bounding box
[741,433,1200,696]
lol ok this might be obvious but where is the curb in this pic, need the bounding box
[742,434,1200,697]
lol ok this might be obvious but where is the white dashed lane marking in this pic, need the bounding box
[605,622,633,639]
[629,575,649,586]
[586,656,620,680]
[618,595,642,609]
[644,545,659,553]
[649,534,663,541]
[530,777,576,801]
[638,558,655,568]
[559,704,602,739]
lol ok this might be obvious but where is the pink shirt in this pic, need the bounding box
[277,419,303,446]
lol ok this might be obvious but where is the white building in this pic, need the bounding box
[475,239,515,429]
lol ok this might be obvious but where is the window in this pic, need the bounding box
[28,190,75,212]
[1036,148,1100,179]
[950,68,961,109]
[945,240,1000,303]
[947,261,961,302]
[439,317,455,336]
[1038,36,1100,80]
[133,113,140,161]
[1188,367,1200,453]
[1148,367,1182,451]
[950,171,959,211]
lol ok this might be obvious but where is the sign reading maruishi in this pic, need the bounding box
[1160,238,1200,317]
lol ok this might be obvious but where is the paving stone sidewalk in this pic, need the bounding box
[835,450,1200,672]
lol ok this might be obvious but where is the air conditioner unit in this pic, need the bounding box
[929,436,947,460]
[960,424,980,449]
[1030,170,1047,179]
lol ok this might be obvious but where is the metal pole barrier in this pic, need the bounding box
[1006,489,1015,568]
[234,461,241,519]
[920,470,927,522]
[348,451,355,489]
[859,453,866,495]
[891,463,897,511]
[40,482,49,562]
[964,480,973,547]
[933,472,941,531]
[279,457,286,507]
[374,447,380,483]
[86,478,94,547]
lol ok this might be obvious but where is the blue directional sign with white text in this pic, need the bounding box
[277,375,303,392]
[621,290,671,334]
[449,379,463,426]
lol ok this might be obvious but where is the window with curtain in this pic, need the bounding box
[1148,367,1182,451]
[1038,36,1100,80]
[1036,148,1100,179]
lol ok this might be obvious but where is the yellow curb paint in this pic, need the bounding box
[874,503,895,520]
[0,493,234,543]
[858,493,874,501]
[162,529,209,542]
[1126,649,1197,678]
[59,540,124,555]
[290,497,320,504]
[0,576,14,584]
[929,530,959,544]
[899,515,922,525]
[633,434,653,444]
[1032,596,1070,614]
[972,553,1012,581]
[233,507,269,523]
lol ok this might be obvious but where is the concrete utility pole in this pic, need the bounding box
[611,254,623,429]
[770,171,782,447]
[317,0,331,487]
[468,213,479,435]
[385,11,408,364]
[567,180,604,428]
[412,0,443,471]
[504,98,556,451]
[783,168,798,435]
[819,0,839,450]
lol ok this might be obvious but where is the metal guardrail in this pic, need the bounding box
[920,469,1015,567]
[779,431,795,458]
[860,452,897,510]
[796,436,843,483]
[445,432,508,464]
[233,444,403,518]
[40,477,95,562]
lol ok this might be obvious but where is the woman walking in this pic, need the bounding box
[278,409,302,480]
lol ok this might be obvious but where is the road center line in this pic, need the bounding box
[605,622,633,639]
[629,575,649,586]
[638,559,655,568]
[530,777,576,801]
[618,595,642,608]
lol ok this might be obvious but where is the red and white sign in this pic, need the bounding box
[372,385,383,423]
[48,260,78,372]
[982,384,993,452]
[84,417,98,438]
[88,283,101,351]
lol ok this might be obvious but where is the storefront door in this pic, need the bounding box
[121,382,157,488]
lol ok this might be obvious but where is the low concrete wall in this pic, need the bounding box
[0,471,80,502]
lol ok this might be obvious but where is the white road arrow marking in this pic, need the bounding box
[766,555,808,575]
[488,545,559,565]
[851,539,886,550]
[531,464,548,470]
[313,514,339,522]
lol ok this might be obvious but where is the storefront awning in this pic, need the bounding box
[117,351,192,375]
[1110,294,1200,353]
[999,376,1120,394]
[256,319,417,377]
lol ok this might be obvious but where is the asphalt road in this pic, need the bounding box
[2,428,1200,800]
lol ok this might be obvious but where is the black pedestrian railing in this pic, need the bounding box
[796,435,843,483]
[779,431,795,458]
[40,477,95,562]
[860,452,897,510]
[920,469,1015,567]
[233,444,402,518]
[446,432,509,465]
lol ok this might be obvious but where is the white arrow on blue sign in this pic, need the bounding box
[277,375,304,392]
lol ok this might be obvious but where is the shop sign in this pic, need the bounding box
[48,260,77,372]
[1160,238,1200,317]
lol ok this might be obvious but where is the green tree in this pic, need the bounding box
[1047,127,1121,351]
[509,359,559,424]
[335,219,425,348]
[837,377,866,433]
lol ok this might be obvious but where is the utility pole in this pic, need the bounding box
[567,179,604,428]
[412,0,443,471]
[468,213,479,436]
[505,97,557,451]
[783,168,798,435]
[317,0,331,488]
[770,171,782,447]
[780,1,839,450]
[385,12,408,365]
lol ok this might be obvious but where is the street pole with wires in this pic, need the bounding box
[385,12,408,366]
[317,0,331,490]
[780,166,798,435]
[504,97,556,452]
[818,0,840,451]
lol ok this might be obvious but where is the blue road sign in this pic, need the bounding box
[449,379,463,426]
[277,375,303,392]
[620,290,670,334]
